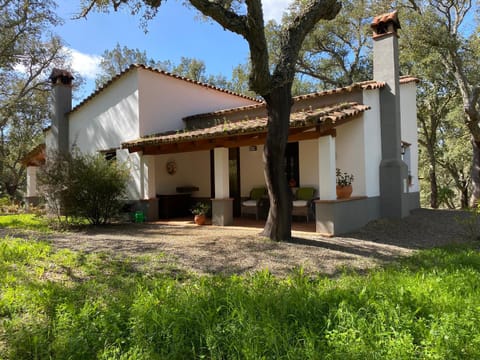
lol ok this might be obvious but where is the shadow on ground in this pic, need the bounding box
[0,208,475,277]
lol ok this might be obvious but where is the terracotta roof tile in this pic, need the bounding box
[70,64,261,114]
[183,102,266,122]
[184,80,386,122]
[21,143,45,166]
[399,75,420,84]
[292,80,385,102]
[123,102,370,149]
[371,10,401,29]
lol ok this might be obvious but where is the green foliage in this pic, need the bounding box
[190,201,210,216]
[336,168,354,187]
[38,151,130,225]
[2,235,480,359]
[0,196,17,213]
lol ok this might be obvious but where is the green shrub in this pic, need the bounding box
[38,151,129,225]
[0,196,22,214]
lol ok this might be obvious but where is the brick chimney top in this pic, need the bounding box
[371,10,401,39]
[49,68,74,85]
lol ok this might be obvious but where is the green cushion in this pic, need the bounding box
[250,187,266,200]
[296,187,315,201]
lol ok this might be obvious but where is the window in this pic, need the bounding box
[285,142,299,187]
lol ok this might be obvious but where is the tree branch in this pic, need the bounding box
[272,0,341,88]
[188,0,248,36]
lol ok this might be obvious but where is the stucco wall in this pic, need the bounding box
[117,149,142,201]
[336,118,367,197]
[155,151,211,197]
[362,89,382,197]
[239,145,265,197]
[400,82,419,193]
[138,68,259,137]
[69,70,140,154]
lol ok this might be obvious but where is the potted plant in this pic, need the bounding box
[190,202,210,225]
[336,168,354,199]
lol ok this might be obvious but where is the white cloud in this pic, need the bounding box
[65,47,102,80]
[262,0,293,22]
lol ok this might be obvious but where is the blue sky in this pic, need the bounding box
[55,1,292,100]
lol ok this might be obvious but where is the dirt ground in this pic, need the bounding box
[1,209,475,277]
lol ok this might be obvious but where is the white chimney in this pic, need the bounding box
[371,11,409,218]
[49,68,74,154]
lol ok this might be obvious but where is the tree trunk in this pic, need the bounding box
[426,147,438,209]
[460,180,469,209]
[261,84,293,241]
[471,137,480,207]
[429,163,438,209]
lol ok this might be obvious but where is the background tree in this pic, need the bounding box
[285,0,382,89]
[81,0,342,241]
[96,43,231,89]
[404,0,480,205]
[95,42,170,87]
[0,0,75,200]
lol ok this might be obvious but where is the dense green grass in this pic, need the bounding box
[1,236,480,359]
[0,214,50,233]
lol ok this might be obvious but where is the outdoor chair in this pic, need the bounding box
[241,187,267,220]
[292,187,316,222]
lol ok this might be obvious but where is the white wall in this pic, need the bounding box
[117,149,142,200]
[155,151,211,197]
[400,83,419,192]
[239,145,265,197]
[299,139,319,190]
[45,130,55,156]
[362,90,382,197]
[138,68,259,137]
[69,70,140,154]
[336,118,367,197]
[26,166,38,197]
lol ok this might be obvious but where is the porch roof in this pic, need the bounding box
[21,143,46,166]
[122,102,370,155]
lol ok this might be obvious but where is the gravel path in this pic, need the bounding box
[1,209,474,277]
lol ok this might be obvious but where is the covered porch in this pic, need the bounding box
[122,102,379,235]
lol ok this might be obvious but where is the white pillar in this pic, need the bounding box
[214,147,229,198]
[142,155,157,199]
[26,166,38,197]
[318,136,336,200]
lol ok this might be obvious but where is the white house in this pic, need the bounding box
[24,11,420,235]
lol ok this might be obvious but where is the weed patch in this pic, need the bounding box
[0,214,50,233]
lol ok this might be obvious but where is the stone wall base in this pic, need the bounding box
[212,198,233,226]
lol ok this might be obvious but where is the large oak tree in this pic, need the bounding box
[81,0,341,241]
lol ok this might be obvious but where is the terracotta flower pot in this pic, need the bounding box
[336,185,353,199]
[194,214,206,225]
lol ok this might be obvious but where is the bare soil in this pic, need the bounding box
[1,209,475,277]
